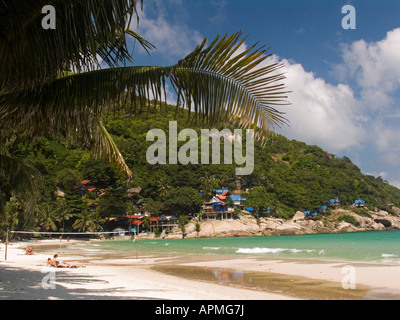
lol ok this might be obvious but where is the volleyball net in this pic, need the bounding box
[9,229,133,238]
[3,230,136,260]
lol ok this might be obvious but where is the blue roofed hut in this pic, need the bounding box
[353,199,365,208]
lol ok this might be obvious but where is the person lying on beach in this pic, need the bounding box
[53,254,64,264]
[47,257,85,268]
[54,254,86,267]
[25,247,35,255]
[47,258,57,267]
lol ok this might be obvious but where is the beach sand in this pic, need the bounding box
[1,239,400,300]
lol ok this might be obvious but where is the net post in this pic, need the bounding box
[5,229,9,261]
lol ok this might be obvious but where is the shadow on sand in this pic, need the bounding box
[0,265,160,300]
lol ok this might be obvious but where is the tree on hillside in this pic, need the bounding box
[96,188,128,219]
[245,186,273,216]
[200,173,218,201]
[37,203,57,232]
[55,169,82,192]
[145,199,165,216]
[166,187,203,216]
[73,211,105,233]
[55,197,74,233]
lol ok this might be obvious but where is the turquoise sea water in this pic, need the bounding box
[93,230,400,265]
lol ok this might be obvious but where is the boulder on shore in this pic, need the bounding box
[161,208,400,239]
[291,211,305,223]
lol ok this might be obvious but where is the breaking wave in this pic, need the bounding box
[235,247,322,255]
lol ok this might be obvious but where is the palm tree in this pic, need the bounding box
[200,173,218,201]
[55,197,74,233]
[0,144,39,219]
[156,175,172,200]
[2,197,22,234]
[0,1,289,220]
[37,203,57,232]
[73,212,105,233]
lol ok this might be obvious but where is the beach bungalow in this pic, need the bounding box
[86,187,99,196]
[353,199,365,208]
[201,201,228,220]
[82,180,94,188]
[130,220,143,233]
[245,207,255,213]
[128,187,142,194]
[215,189,229,195]
[328,199,340,209]
[135,199,147,213]
[149,216,160,232]
[158,215,178,229]
[304,210,316,220]
[201,192,234,220]
[149,215,178,232]
[229,194,246,209]
[122,214,144,233]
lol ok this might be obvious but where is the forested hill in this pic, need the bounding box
[20,104,400,225]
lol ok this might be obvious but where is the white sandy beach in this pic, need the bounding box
[0,240,294,300]
[1,239,400,300]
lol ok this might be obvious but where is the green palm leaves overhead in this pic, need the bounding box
[0,0,145,90]
[1,32,289,145]
[0,1,289,218]
[172,32,289,137]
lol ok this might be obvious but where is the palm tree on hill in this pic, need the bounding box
[73,211,105,233]
[37,203,57,232]
[0,1,289,219]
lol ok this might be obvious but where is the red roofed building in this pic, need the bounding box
[149,215,178,233]
[74,180,96,196]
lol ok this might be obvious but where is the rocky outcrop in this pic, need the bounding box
[163,208,400,239]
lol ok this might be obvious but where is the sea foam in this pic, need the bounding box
[235,247,314,254]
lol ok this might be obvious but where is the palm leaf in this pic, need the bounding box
[0,0,147,90]
[173,32,289,139]
[0,153,39,219]
[93,120,134,180]
[0,32,289,177]
[1,32,288,137]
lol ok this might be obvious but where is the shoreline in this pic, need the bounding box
[1,239,400,300]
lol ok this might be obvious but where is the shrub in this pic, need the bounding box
[337,215,360,227]
[351,208,372,218]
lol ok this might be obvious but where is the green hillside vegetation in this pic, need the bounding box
[2,104,400,234]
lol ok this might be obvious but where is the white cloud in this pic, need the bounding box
[198,42,367,154]
[271,28,400,159]
[132,6,203,63]
[275,57,365,153]
[373,121,400,153]
[334,28,400,158]
[335,28,400,111]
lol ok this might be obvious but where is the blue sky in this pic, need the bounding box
[129,0,400,187]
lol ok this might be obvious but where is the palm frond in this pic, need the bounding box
[0,66,167,143]
[172,32,290,139]
[1,32,288,138]
[125,28,156,54]
[0,32,289,178]
[93,120,134,180]
[0,153,39,219]
[0,0,146,90]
